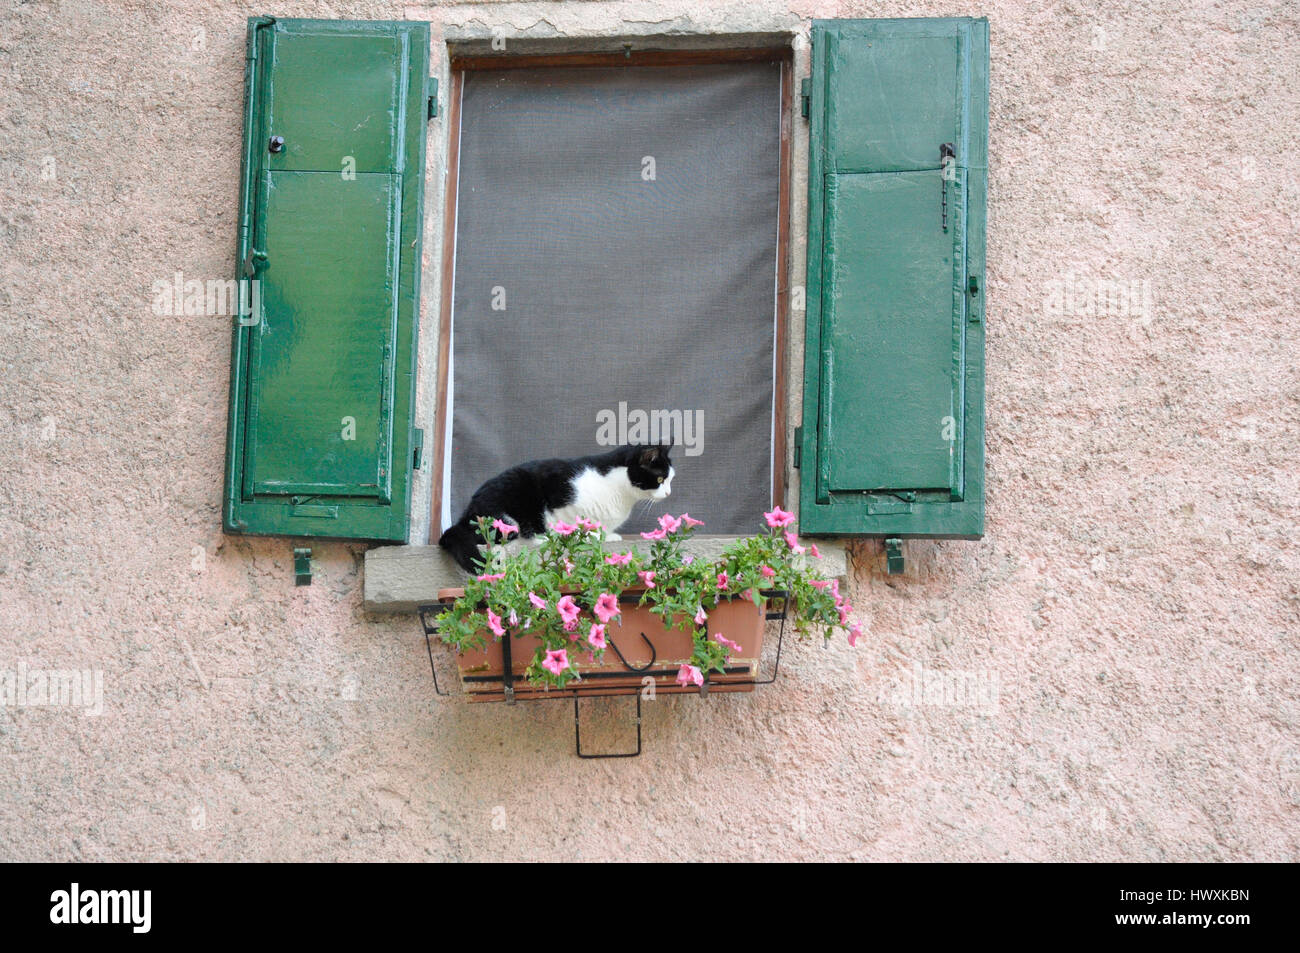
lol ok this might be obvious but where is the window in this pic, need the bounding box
[223,18,988,554]
[432,50,793,538]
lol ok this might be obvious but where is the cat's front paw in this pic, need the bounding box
[604,532,623,541]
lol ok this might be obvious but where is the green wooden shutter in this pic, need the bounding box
[224,17,429,542]
[799,17,987,538]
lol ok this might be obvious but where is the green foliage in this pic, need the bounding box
[435,511,859,689]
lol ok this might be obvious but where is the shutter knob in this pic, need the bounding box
[268,135,285,154]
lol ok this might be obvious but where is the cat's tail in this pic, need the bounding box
[438,518,484,574]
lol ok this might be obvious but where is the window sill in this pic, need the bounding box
[363,535,849,613]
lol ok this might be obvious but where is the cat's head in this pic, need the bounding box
[624,444,674,500]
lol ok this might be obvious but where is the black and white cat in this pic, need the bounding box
[438,444,675,573]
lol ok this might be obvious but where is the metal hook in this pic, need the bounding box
[606,632,656,673]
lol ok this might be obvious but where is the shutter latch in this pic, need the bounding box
[940,143,955,231]
[792,425,802,468]
[885,538,905,575]
[800,78,811,119]
[427,77,438,120]
[294,547,312,586]
[412,427,425,471]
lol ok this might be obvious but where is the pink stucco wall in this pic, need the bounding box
[1,0,1296,860]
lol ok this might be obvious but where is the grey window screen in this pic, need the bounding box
[444,62,782,535]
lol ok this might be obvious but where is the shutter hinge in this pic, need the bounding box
[412,427,424,471]
[427,77,438,120]
[792,426,802,468]
[800,78,811,119]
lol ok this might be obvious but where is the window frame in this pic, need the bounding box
[427,44,796,543]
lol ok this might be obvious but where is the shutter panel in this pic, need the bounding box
[224,18,429,542]
[799,17,987,538]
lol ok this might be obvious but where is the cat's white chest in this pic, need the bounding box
[545,467,638,534]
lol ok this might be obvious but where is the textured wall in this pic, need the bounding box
[1,0,1296,861]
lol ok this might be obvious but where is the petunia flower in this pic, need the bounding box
[658,513,682,534]
[486,608,506,639]
[694,606,707,627]
[716,571,729,590]
[556,595,581,631]
[714,633,743,654]
[784,531,806,555]
[588,623,607,649]
[550,521,578,536]
[848,625,862,647]
[491,519,518,537]
[676,664,704,687]
[577,517,602,531]
[810,579,832,589]
[605,552,632,566]
[594,593,620,624]
[760,565,776,579]
[681,514,705,527]
[476,572,506,583]
[528,591,548,610]
[640,528,667,541]
[809,544,822,559]
[542,648,569,676]
[638,570,656,589]
[837,602,853,625]
[764,506,795,529]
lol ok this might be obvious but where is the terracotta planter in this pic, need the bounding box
[437,587,780,703]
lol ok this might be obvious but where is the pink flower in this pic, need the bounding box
[676,664,704,687]
[508,608,519,627]
[577,517,602,531]
[830,579,841,602]
[694,606,707,627]
[563,557,575,574]
[714,633,743,654]
[716,571,729,590]
[528,591,548,610]
[784,531,806,555]
[658,513,682,534]
[605,552,632,566]
[491,519,518,537]
[476,572,506,582]
[594,593,620,624]
[486,608,506,639]
[640,528,667,541]
[638,570,656,589]
[760,565,776,579]
[550,521,578,536]
[764,506,795,529]
[588,623,607,649]
[809,544,822,559]
[837,603,853,625]
[542,648,569,676]
[556,595,581,631]
[681,514,705,527]
[848,624,862,647]
[810,579,832,589]
[683,555,694,565]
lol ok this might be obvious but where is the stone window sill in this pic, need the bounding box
[363,535,848,613]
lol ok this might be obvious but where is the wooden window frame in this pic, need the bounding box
[429,45,796,542]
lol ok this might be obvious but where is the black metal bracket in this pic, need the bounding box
[575,693,642,759]
[294,547,312,586]
[885,538,905,575]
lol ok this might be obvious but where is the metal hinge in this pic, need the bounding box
[412,428,424,471]
[793,426,803,468]
[800,78,811,119]
[427,77,438,120]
